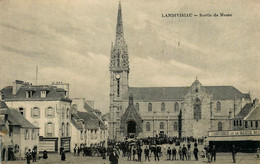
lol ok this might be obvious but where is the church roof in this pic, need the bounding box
[127,86,250,101]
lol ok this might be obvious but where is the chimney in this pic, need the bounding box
[12,80,25,95]
[253,99,259,108]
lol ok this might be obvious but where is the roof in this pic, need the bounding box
[126,85,250,101]
[245,106,260,121]
[71,117,83,130]
[0,101,8,109]
[76,111,106,130]
[234,103,254,119]
[7,108,39,129]
[1,85,72,102]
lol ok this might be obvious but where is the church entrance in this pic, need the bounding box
[127,121,136,138]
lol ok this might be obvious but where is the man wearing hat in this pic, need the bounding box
[109,148,119,164]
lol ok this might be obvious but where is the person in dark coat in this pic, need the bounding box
[73,146,77,156]
[182,144,188,160]
[172,147,177,160]
[137,146,142,162]
[102,147,107,160]
[61,150,66,161]
[25,149,32,164]
[193,146,199,161]
[144,146,150,161]
[154,146,160,161]
[31,149,37,162]
[211,145,217,162]
[43,150,48,159]
[167,147,171,160]
[2,146,6,161]
[109,149,119,164]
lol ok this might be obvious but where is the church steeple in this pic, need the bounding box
[116,2,124,45]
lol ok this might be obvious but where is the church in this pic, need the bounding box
[109,3,251,141]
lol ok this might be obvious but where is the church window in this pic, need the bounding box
[174,122,178,131]
[174,102,179,112]
[135,103,139,111]
[146,122,151,131]
[161,102,165,111]
[193,98,201,121]
[218,122,222,131]
[160,122,164,129]
[117,53,120,67]
[148,103,152,112]
[217,101,221,112]
[117,79,120,97]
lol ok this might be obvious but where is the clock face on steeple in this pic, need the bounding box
[116,74,121,79]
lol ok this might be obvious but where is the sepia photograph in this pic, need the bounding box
[0,0,259,163]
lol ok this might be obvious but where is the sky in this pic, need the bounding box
[0,0,259,113]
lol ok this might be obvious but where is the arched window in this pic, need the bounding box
[217,101,221,112]
[174,122,178,131]
[174,102,179,112]
[160,122,164,129]
[218,122,222,131]
[46,107,53,118]
[66,108,70,119]
[66,123,70,136]
[146,122,151,131]
[19,107,25,116]
[148,103,152,112]
[194,98,201,121]
[31,107,40,118]
[135,103,139,111]
[47,122,53,136]
[161,102,165,111]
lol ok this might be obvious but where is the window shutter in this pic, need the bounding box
[45,123,47,136]
[53,123,55,137]
[24,129,27,140]
[31,108,33,118]
[45,107,47,118]
[38,107,40,118]
[52,107,55,118]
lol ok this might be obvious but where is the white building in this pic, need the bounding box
[1,80,72,153]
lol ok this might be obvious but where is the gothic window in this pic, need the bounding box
[161,102,165,111]
[47,122,53,137]
[135,103,139,111]
[146,122,151,131]
[194,98,201,121]
[218,122,222,131]
[117,79,120,97]
[117,53,120,67]
[217,101,221,112]
[148,103,152,112]
[31,107,40,118]
[160,122,164,129]
[174,122,178,131]
[46,107,54,118]
[174,102,179,112]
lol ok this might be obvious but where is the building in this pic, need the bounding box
[70,98,107,151]
[109,3,251,140]
[0,100,39,161]
[208,99,260,152]
[1,80,72,153]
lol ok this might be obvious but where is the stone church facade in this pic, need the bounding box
[109,3,251,141]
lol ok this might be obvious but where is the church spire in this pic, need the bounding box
[115,1,124,46]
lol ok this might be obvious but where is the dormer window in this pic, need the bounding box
[41,91,47,98]
[26,91,33,98]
